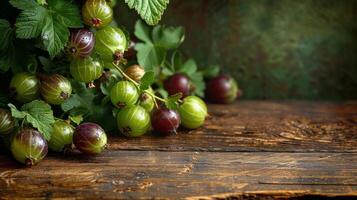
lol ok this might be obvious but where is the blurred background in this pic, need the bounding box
[116,0,357,100]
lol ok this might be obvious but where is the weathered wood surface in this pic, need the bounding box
[1,151,356,199]
[109,101,357,152]
[0,101,356,199]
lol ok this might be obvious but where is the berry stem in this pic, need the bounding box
[144,90,166,102]
[112,62,139,87]
[112,62,169,105]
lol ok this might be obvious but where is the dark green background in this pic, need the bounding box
[115,0,357,100]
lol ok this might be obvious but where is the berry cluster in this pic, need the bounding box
[0,0,228,167]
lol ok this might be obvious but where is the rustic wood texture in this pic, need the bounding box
[1,151,356,199]
[109,101,357,152]
[0,101,356,199]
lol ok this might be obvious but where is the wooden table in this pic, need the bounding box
[0,101,356,199]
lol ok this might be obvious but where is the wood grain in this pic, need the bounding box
[0,151,356,199]
[0,101,356,199]
[108,101,357,152]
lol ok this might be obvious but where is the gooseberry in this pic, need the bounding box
[9,72,40,103]
[67,29,95,58]
[73,122,107,155]
[48,120,74,152]
[124,64,145,82]
[116,105,150,137]
[151,108,180,135]
[110,81,139,108]
[11,128,48,166]
[40,74,72,105]
[139,92,155,113]
[0,108,15,135]
[82,0,113,28]
[95,26,127,68]
[70,57,103,83]
[164,74,191,98]
[205,75,238,104]
[178,96,207,129]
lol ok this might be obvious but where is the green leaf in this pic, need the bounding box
[9,0,38,10]
[8,100,55,141]
[152,25,185,49]
[140,71,155,90]
[125,0,169,25]
[202,65,220,78]
[190,71,205,97]
[0,20,15,72]
[69,115,83,125]
[134,20,152,43]
[134,21,186,71]
[178,59,197,76]
[165,93,182,110]
[99,73,119,96]
[170,50,183,72]
[8,104,27,118]
[37,0,47,5]
[161,67,173,77]
[47,0,83,28]
[42,15,70,58]
[61,81,116,131]
[11,0,82,57]
[15,4,48,38]
[135,43,166,70]
[0,19,14,51]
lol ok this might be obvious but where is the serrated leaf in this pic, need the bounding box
[15,6,48,38]
[8,100,55,141]
[178,59,197,76]
[12,0,82,58]
[140,71,155,90]
[47,0,83,28]
[42,15,70,58]
[134,20,152,43]
[8,104,27,118]
[9,0,38,10]
[125,0,169,25]
[152,25,185,49]
[0,21,15,72]
[135,43,166,70]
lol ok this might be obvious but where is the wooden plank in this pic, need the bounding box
[0,151,356,199]
[108,101,357,152]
